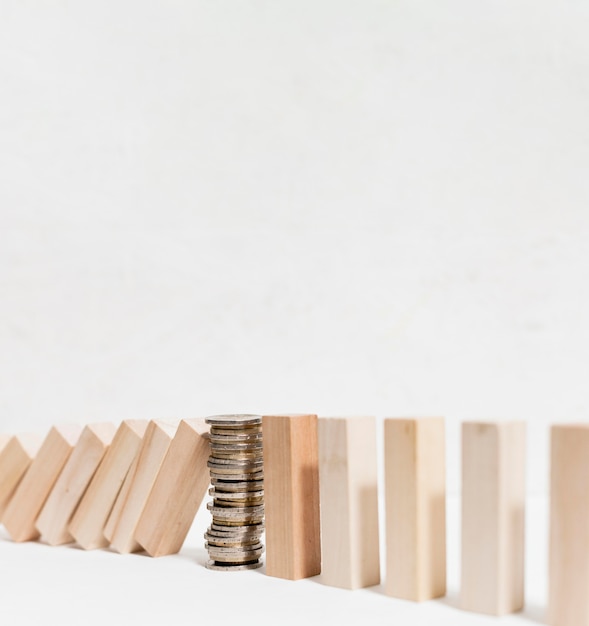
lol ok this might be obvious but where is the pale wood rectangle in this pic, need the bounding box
[384,417,446,601]
[69,420,148,550]
[0,434,42,519]
[134,418,210,557]
[36,422,116,546]
[0,435,10,455]
[104,419,178,554]
[461,421,526,616]
[263,413,321,580]
[3,424,81,542]
[318,416,380,590]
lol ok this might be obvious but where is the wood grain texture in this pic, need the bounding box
[263,413,321,580]
[0,434,42,519]
[69,420,148,550]
[384,417,446,601]
[318,416,380,590]
[36,422,116,546]
[104,419,178,554]
[461,421,526,616]
[3,424,81,542]
[548,424,589,626]
[134,418,210,557]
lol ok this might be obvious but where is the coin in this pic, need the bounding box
[205,561,263,571]
[206,414,262,426]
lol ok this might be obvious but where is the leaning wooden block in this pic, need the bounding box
[104,419,178,554]
[384,417,446,601]
[3,424,82,542]
[0,434,42,519]
[134,418,210,557]
[461,421,526,616]
[548,424,589,626]
[318,416,380,590]
[263,413,321,580]
[69,420,148,550]
[0,434,10,455]
[36,422,116,546]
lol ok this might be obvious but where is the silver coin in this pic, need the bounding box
[207,502,265,514]
[210,441,264,450]
[209,433,263,443]
[211,517,264,527]
[209,487,264,498]
[210,548,264,563]
[206,414,262,426]
[211,479,264,491]
[208,522,264,534]
[208,457,263,467]
[205,560,263,571]
[205,541,263,552]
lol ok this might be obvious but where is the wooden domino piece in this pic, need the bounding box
[68,420,148,550]
[318,416,380,589]
[104,419,178,554]
[384,417,446,601]
[3,424,82,542]
[0,434,42,519]
[262,413,321,580]
[548,424,589,626]
[134,418,210,557]
[0,434,10,455]
[36,422,116,546]
[461,421,526,616]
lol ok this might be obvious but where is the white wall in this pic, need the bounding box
[2,0,589,494]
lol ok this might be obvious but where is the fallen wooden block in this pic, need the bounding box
[69,420,148,550]
[0,434,43,519]
[263,413,321,580]
[104,419,178,554]
[36,422,116,546]
[134,418,210,557]
[384,417,446,601]
[3,424,82,542]
[318,416,380,590]
[461,420,526,616]
[548,424,589,626]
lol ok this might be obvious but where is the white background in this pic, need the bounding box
[1,0,588,623]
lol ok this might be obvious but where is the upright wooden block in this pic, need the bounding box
[548,424,589,626]
[134,418,210,557]
[461,421,526,616]
[69,420,148,550]
[384,417,446,601]
[262,413,321,580]
[104,419,178,554]
[0,434,42,519]
[3,424,82,542]
[36,422,116,546]
[318,416,380,590]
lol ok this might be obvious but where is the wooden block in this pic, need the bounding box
[104,419,179,554]
[134,418,210,557]
[0,434,10,455]
[548,424,589,626]
[461,421,526,616]
[36,422,116,546]
[68,420,148,550]
[384,417,446,601]
[318,416,380,590]
[2,424,82,542]
[262,413,321,580]
[0,434,42,519]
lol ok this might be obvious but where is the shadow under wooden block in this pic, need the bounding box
[549,424,589,626]
[36,422,116,546]
[134,418,210,557]
[263,413,321,581]
[0,434,43,520]
[461,420,526,616]
[318,416,380,590]
[3,424,82,542]
[68,420,148,550]
[384,417,446,602]
[104,419,179,554]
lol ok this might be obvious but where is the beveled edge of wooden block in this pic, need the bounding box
[83,422,118,444]
[12,433,44,459]
[152,419,180,439]
[119,419,150,439]
[178,417,209,436]
[48,423,84,447]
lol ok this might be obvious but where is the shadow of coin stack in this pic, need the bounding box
[204,414,265,571]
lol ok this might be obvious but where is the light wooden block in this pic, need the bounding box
[104,419,178,554]
[548,424,589,626]
[384,417,446,601]
[318,416,380,590]
[36,422,116,546]
[0,434,42,519]
[263,413,321,580]
[461,421,526,616]
[69,420,148,550]
[3,424,82,542]
[134,418,210,557]
[0,434,10,455]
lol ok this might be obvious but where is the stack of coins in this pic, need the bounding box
[204,414,264,571]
